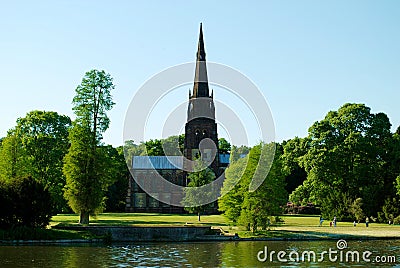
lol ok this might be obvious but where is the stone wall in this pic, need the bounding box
[57,225,213,242]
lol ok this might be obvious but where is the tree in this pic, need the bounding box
[349,197,365,223]
[238,144,287,232]
[219,143,287,232]
[182,160,216,221]
[292,103,392,219]
[218,138,231,154]
[218,156,248,223]
[103,145,129,212]
[382,197,400,223]
[15,110,71,212]
[63,69,115,224]
[229,145,250,163]
[0,129,31,181]
[142,135,185,156]
[281,137,308,196]
[0,111,71,212]
[144,139,164,156]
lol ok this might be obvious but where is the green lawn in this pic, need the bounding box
[48,213,400,240]
[231,214,400,239]
[0,226,96,240]
[51,213,229,227]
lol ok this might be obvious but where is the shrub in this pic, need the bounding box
[0,181,13,228]
[382,197,400,222]
[284,202,320,215]
[393,215,400,225]
[0,176,54,228]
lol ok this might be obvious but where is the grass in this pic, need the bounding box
[0,226,95,240]
[4,213,400,241]
[236,215,400,239]
[51,213,229,227]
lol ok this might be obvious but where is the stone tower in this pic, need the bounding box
[184,23,219,174]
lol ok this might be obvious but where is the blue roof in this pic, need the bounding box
[132,156,183,170]
[219,154,230,164]
[132,154,230,170]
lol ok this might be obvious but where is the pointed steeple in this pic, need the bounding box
[196,23,206,61]
[192,23,210,98]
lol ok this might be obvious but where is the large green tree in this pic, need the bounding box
[219,143,287,232]
[15,110,71,212]
[63,69,115,224]
[290,103,392,219]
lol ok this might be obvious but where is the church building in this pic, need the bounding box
[126,24,229,213]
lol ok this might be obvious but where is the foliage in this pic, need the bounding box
[219,143,287,232]
[104,146,129,212]
[72,69,115,142]
[64,69,115,224]
[218,156,248,223]
[144,139,165,156]
[396,175,400,198]
[229,145,250,163]
[182,160,216,221]
[239,144,287,231]
[393,215,400,225]
[284,203,320,215]
[382,197,400,222]
[290,103,393,219]
[281,137,308,196]
[15,110,71,212]
[143,135,185,156]
[0,176,53,228]
[348,197,365,222]
[63,124,113,223]
[0,111,71,213]
[218,138,231,154]
[123,135,185,159]
[0,130,31,180]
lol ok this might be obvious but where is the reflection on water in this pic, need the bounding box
[0,240,399,267]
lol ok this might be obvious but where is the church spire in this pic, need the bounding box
[192,23,210,98]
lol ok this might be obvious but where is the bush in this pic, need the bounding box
[393,215,400,225]
[0,176,54,228]
[382,197,400,222]
[0,181,13,228]
[284,202,321,215]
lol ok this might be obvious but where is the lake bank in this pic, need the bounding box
[2,213,400,244]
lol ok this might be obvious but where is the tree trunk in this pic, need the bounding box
[198,212,201,221]
[79,211,89,224]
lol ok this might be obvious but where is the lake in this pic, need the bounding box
[1,240,400,267]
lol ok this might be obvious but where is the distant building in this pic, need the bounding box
[126,24,229,213]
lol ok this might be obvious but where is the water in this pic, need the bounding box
[1,240,400,267]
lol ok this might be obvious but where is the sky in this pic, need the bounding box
[1,1,399,147]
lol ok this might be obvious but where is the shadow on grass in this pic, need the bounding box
[239,229,362,240]
[52,213,229,227]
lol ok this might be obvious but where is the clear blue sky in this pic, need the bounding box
[1,1,399,146]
